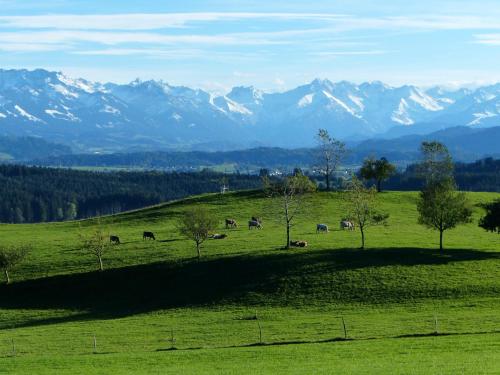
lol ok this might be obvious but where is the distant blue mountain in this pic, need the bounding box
[0,69,499,151]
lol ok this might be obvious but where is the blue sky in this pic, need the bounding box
[2,0,500,92]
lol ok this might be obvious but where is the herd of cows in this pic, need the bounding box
[107,217,356,247]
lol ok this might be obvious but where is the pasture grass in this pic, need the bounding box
[0,190,499,373]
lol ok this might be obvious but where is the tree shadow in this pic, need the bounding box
[0,247,498,328]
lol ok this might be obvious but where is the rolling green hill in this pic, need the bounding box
[0,190,499,374]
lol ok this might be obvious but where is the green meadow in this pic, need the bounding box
[0,190,499,374]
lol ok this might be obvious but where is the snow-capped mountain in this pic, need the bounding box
[0,69,498,151]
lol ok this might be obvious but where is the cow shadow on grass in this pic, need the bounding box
[0,247,498,328]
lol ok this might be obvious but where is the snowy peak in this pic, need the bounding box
[227,86,263,104]
[0,69,499,150]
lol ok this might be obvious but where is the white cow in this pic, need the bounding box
[248,220,262,229]
[340,220,355,231]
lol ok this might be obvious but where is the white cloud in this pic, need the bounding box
[72,48,265,63]
[0,43,66,52]
[312,50,386,56]
[474,34,500,45]
[0,13,347,30]
[2,13,500,55]
[1,13,499,32]
[0,30,288,47]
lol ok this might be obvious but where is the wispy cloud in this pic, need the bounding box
[474,33,500,45]
[0,43,66,52]
[1,13,499,55]
[312,50,386,56]
[72,48,267,63]
[0,30,290,47]
[1,13,500,32]
[0,13,347,30]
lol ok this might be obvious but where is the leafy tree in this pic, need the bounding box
[344,177,389,249]
[79,222,110,271]
[479,199,500,234]
[418,141,454,186]
[359,157,396,192]
[265,173,316,249]
[416,141,473,251]
[178,207,218,260]
[0,245,30,284]
[315,129,346,191]
[417,179,473,251]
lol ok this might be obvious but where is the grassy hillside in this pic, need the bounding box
[0,190,499,374]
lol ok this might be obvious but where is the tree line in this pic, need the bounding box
[0,165,262,223]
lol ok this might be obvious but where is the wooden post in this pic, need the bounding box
[341,316,347,339]
[256,313,263,344]
[170,329,176,349]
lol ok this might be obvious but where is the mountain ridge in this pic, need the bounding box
[0,68,499,151]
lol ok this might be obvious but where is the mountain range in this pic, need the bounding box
[0,68,499,151]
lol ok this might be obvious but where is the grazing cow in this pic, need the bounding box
[290,240,308,247]
[210,233,227,239]
[143,231,156,240]
[110,235,120,244]
[340,220,355,231]
[225,219,238,229]
[251,216,262,224]
[248,220,262,230]
[316,224,329,233]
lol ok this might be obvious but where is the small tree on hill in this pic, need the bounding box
[79,221,109,271]
[264,173,316,249]
[344,177,389,249]
[0,245,30,284]
[478,199,500,234]
[178,207,218,260]
[359,157,396,192]
[417,180,473,250]
[315,129,346,191]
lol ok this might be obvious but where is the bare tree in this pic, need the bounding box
[344,177,389,249]
[0,245,30,284]
[178,207,218,260]
[315,129,346,191]
[264,173,316,249]
[79,221,110,271]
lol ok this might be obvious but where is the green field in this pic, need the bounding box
[0,190,499,374]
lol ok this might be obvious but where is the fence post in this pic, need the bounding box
[341,316,347,339]
[255,311,263,344]
[93,335,97,354]
[170,329,176,350]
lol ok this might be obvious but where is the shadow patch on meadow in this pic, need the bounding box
[0,247,498,327]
